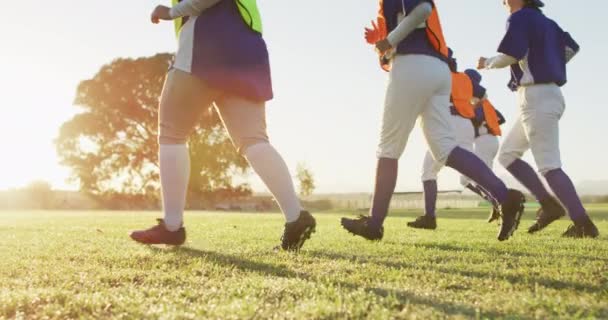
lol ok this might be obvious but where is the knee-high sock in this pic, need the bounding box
[506,159,550,201]
[423,180,438,218]
[160,144,190,232]
[544,169,588,222]
[244,143,301,223]
[369,158,399,228]
[446,147,508,204]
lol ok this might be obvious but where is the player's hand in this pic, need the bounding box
[365,20,380,44]
[375,39,393,54]
[477,57,488,69]
[365,18,387,45]
[151,5,172,24]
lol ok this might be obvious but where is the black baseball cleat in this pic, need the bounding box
[278,211,316,252]
[130,219,186,246]
[487,206,500,223]
[341,215,384,241]
[562,216,600,239]
[528,196,566,234]
[497,190,526,241]
[407,215,437,230]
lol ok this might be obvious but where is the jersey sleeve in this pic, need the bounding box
[497,12,530,60]
[563,32,580,52]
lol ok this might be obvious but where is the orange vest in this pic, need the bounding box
[481,100,502,136]
[451,72,476,119]
[376,1,449,71]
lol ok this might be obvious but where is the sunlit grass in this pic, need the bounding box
[1,208,607,319]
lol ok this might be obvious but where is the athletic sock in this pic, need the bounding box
[160,144,190,232]
[544,168,588,222]
[506,159,551,201]
[244,143,301,223]
[423,180,438,218]
[369,158,399,228]
[445,147,508,204]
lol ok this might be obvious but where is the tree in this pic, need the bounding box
[56,53,250,204]
[296,163,316,197]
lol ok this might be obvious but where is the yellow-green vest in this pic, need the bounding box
[171,0,262,36]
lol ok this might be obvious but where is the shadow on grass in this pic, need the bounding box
[147,246,531,319]
[413,242,608,264]
[306,249,605,294]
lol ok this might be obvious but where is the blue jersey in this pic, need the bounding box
[191,0,272,101]
[383,0,447,63]
[497,8,579,90]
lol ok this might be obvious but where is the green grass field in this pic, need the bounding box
[1,207,607,319]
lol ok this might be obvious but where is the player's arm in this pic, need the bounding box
[150,0,222,24]
[480,54,518,69]
[563,32,580,63]
[170,0,223,18]
[478,12,528,69]
[376,1,433,52]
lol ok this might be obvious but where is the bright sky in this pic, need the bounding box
[1,1,607,193]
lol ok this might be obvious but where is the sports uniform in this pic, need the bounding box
[410,62,507,229]
[341,0,526,241]
[480,0,599,238]
[130,0,316,250]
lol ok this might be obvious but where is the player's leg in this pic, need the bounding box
[422,77,525,241]
[498,112,566,232]
[130,69,217,245]
[470,134,501,222]
[341,55,435,240]
[523,85,598,238]
[214,95,316,250]
[408,151,440,230]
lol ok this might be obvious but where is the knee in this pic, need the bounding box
[429,144,455,165]
[421,170,438,182]
[498,150,519,169]
[539,165,561,177]
[376,140,405,160]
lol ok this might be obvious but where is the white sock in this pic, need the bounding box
[160,144,190,231]
[244,143,302,223]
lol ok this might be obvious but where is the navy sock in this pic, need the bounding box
[544,169,588,222]
[369,158,398,228]
[506,159,550,201]
[446,147,508,204]
[423,180,437,218]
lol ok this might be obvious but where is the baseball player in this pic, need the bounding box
[467,99,507,223]
[478,0,599,238]
[408,58,507,230]
[341,0,526,242]
[130,0,316,250]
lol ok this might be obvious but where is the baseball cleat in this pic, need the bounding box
[130,219,186,246]
[277,211,316,252]
[562,217,600,239]
[528,196,566,234]
[487,206,500,223]
[497,189,526,241]
[407,215,437,230]
[341,215,384,241]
